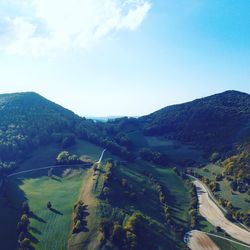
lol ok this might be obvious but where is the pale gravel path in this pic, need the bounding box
[193,179,250,245]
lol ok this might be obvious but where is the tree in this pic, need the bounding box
[56,151,70,164]
[18,232,25,243]
[21,202,30,215]
[111,224,125,247]
[230,180,238,191]
[20,214,30,230]
[125,231,137,250]
[20,238,31,249]
[100,220,113,239]
[124,212,143,234]
[102,187,110,197]
[47,201,52,209]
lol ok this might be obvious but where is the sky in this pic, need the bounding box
[0,0,249,117]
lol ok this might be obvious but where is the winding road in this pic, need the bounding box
[97,149,106,164]
[191,177,250,245]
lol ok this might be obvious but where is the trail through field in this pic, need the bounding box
[192,178,250,245]
[185,230,219,250]
[68,149,106,250]
[7,163,91,177]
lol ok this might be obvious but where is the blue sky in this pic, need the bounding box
[0,0,249,116]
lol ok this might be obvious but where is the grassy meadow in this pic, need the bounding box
[0,139,104,250]
[16,169,85,250]
[127,130,206,165]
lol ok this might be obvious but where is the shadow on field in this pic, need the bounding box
[27,231,40,244]
[0,178,27,250]
[81,205,90,232]
[196,186,206,195]
[30,212,46,223]
[81,220,89,232]
[50,207,63,215]
[51,176,62,182]
[30,226,42,235]
[197,214,210,230]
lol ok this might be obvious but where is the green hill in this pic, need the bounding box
[140,90,250,154]
[0,92,136,178]
[0,92,83,171]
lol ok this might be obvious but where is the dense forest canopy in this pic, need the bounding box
[0,92,80,171]
[139,90,250,152]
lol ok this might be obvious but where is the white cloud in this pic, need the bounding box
[0,0,151,56]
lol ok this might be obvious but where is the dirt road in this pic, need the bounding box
[185,230,219,250]
[193,179,250,245]
[68,149,106,250]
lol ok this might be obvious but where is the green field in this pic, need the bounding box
[18,139,104,172]
[1,170,88,250]
[210,235,249,250]
[127,130,205,164]
[0,139,104,250]
[17,169,85,249]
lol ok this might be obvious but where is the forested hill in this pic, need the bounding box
[0,92,134,173]
[139,90,250,153]
[0,92,82,168]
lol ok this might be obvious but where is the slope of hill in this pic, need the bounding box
[0,92,135,176]
[0,92,82,170]
[140,90,250,154]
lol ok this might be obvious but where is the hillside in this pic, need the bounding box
[0,92,83,171]
[0,92,135,175]
[139,90,250,154]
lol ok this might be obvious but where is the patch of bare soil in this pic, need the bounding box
[188,231,219,250]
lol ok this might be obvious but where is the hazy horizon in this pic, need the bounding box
[0,1,249,116]
[1,89,249,118]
